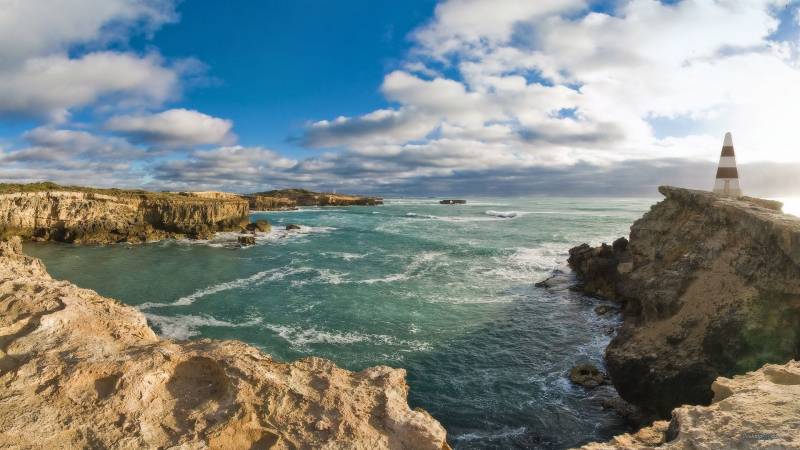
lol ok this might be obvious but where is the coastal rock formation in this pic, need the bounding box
[569,186,800,416]
[578,360,800,449]
[245,189,383,210]
[0,237,449,449]
[0,183,249,244]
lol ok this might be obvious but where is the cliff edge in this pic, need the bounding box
[0,183,250,244]
[577,360,800,449]
[568,186,800,416]
[0,237,448,449]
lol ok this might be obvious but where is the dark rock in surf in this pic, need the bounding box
[238,235,256,246]
[569,363,608,389]
[285,224,301,230]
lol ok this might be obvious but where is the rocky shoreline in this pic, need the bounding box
[0,183,382,244]
[244,188,383,211]
[0,236,449,449]
[568,186,800,448]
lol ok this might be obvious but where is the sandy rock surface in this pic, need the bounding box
[578,360,800,449]
[0,237,449,449]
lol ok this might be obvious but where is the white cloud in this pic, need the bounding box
[106,108,235,148]
[0,52,178,122]
[0,0,179,120]
[302,0,800,180]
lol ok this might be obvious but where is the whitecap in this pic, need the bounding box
[485,210,530,219]
[265,324,431,351]
[145,313,262,340]
[137,267,305,309]
[321,251,368,261]
[290,268,349,286]
[355,273,409,284]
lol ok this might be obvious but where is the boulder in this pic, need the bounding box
[237,235,256,246]
[245,219,271,233]
[569,363,608,389]
[285,224,301,230]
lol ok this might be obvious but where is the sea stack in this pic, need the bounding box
[712,132,741,197]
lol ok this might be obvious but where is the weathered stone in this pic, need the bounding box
[0,237,449,449]
[569,186,800,417]
[0,185,249,244]
[237,235,256,246]
[286,223,302,230]
[578,361,800,449]
[245,219,271,233]
[569,363,608,388]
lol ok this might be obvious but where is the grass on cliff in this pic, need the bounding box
[0,182,242,202]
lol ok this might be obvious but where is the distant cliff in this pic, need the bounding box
[0,236,449,449]
[578,360,800,449]
[568,186,800,417]
[0,183,250,244]
[244,189,383,210]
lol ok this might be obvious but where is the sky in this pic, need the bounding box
[2,0,800,196]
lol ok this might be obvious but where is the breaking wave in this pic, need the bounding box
[265,324,431,351]
[145,313,262,340]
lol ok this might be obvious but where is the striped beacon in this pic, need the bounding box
[712,132,741,197]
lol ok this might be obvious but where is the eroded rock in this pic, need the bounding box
[570,363,608,389]
[577,361,800,449]
[0,237,449,449]
[569,186,800,416]
[0,184,249,244]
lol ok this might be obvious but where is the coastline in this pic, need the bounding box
[0,236,449,449]
[567,186,800,448]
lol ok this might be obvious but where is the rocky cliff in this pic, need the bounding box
[0,183,250,244]
[578,360,800,449]
[568,186,800,417]
[245,189,383,210]
[0,237,449,449]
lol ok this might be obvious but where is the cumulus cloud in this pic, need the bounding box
[299,0,800,191]
[0,0,179,121]
[0,127,146,187]
[106,109,236,148]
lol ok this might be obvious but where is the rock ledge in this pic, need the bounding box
[0,237,449,449]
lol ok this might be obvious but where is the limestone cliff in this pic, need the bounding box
[0,183,250,244]
[0,237,449,449]
[245,189,383,210]
[577,360,800,449]
[568,186,800,416]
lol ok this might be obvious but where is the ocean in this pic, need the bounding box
[25,197,657,449]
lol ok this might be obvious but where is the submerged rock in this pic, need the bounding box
[569,186,800,417]
[578,361,800,449]
[0,237,449,449]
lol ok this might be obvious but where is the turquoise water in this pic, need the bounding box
[25,197,655,449]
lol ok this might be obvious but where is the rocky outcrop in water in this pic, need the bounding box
[578,360,800,449]
[0,184,250,244]
[0,237,449,449]
[568,186,800,417]
[245,189,383,210]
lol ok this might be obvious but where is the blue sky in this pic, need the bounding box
[134,0,437,157]
[2,0,800,196]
